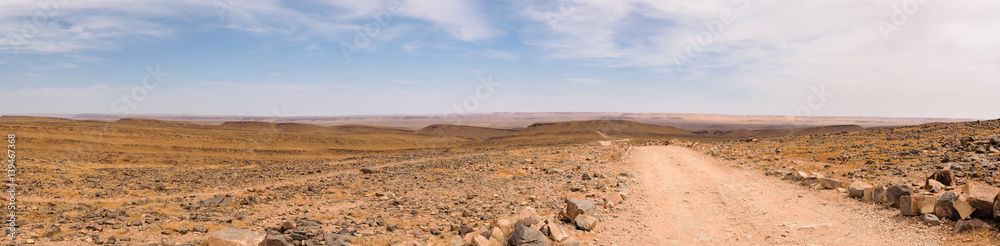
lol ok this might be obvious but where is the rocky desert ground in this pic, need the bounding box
[2,115,999,245]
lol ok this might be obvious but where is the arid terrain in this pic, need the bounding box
[2,115,999,245]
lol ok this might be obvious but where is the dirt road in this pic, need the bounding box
[602,146,942,245]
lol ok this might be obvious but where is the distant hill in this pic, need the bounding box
[519,120,691,136]
[417,124,518,140]
[114,118,216,128]
[0,115,78,123]
[693,125,865,138]
[329,125,415,134]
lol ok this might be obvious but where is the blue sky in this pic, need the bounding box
[1,0,998,119]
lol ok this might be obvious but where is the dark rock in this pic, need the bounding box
[922,214,941,226]
[259,234,294,246]
[954,218,995,233]
[885,185,912,208]
[360,168,379,174]
[928,170,955,186]
[508,224,546,246]
[935,192,960,221]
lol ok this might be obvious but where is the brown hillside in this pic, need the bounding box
[0,115,78,123]
[417,124,518,140]
[114,118,216,128]
[329,124,415,134]
[694,125,864,138]
[519,119,691,136]
[217,121,279,132]
[274,122,334,134]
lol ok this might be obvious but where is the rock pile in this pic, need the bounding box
[769,168,1000,233]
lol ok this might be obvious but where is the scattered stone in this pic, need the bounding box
[921,214,941,226]
[207,227,265,246]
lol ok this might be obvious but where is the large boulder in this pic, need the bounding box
[848,181,872,198]
[885,185,912,208]
[564,199,597,221]
[508,224,546,246]
[928,170,955,186]
[960,184,1000,219]
[207,227,265,246]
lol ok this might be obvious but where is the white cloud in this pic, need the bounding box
[399,0,498,41]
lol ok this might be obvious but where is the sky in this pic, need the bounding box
[0,0,998,119]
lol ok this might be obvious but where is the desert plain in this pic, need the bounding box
[2,112,999,245]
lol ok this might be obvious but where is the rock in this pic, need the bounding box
[954,219,995,233]
[955,195,975,220]
[935,192,960,221]
[199,197,233,208]
[259,234,294,246]
[176,227,189,234]
[496,218,514,236]
[581,173,592,180]
[885,185,912,208]
[924,179,945,193]
[900,195,919,216]
[489,227,506,245]
[928,170,955,186]
[959,184,999,218]
[793,171,811,181]
[508,224,546,246]
[848,181,872,198]
[280,221,295,232]
[574,214,598,231]
[921,214,941,226]
[473,235,490,246]
[564,198,597,221]
[818,178,842,189]
[513,207,545,229]
[546,221,570,242]
[206,227,265,246]
[870,186,887,204]
[360,167,379,174]
[194,225,208,233]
